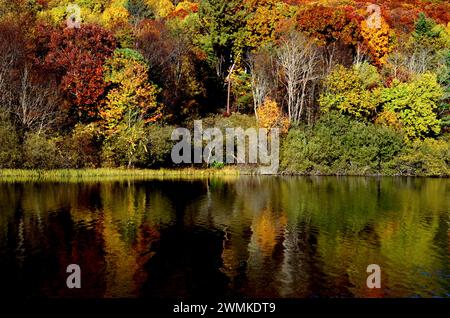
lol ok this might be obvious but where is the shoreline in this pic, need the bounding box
[0,168,241,182]
[0,168,448,182]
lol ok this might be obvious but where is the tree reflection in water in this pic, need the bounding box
[0,177,448,298]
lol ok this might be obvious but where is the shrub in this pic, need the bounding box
[375,110,402,131]
[101,122,149,168]
[257,98,289,133]
[280,128,317,173]
[146,124,176,167]
[390,137,450,176]
[211,113,257,130]
[380,73,443,141]
[64,124,102,168]
[0,115,21,168]
[281,112,404,175]
[210,161,225,169]
[23,132,60,169]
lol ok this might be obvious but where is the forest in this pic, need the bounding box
[0,0,449,176]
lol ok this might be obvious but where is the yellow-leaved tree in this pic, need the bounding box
[360,17,395,67]
[257,98,290,133]
[102,48,162,131]
[102,0,130,30]
[146,0,174,18]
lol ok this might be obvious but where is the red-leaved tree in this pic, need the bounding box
[40,24,117,122]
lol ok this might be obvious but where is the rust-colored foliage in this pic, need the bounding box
[291,0,449,36]
[354,0,450,34]
[167,1,199,20]
[296,4,363,46]
[40,24,117,121]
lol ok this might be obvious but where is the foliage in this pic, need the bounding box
[375,110,402,131]
[22,132,61,169]
[146,124,176,167]
[41,24,116,121]
[102,3,130,30]
[198,0,246,74]
[319,63,381,119]
[146,0,174,18]
[281,112,404,175]
[64,123,102,168]
[438,49,450,130]
[210,161,225,169]
[207,113,257,131]
[229,67,253,112]
[0,115,21,168]
[360,17,395,66]
[36,0,108,27]
[137,19,208,119]
[101,120,149,168]
[256,98,289,133]
[126,0,154,25]
[414,12,443,40]
[0,0,449,175]
[390,137,450,176]
[239,0,294,50]
[102,48,162,130]
[380,73,442,140]
[296,4,361,46]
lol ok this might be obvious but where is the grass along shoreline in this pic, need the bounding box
[0,168,243,182]
[0,168,448,182]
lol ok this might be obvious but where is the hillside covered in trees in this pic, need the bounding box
[0,0,449,175]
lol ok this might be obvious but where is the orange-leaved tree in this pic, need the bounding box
[360,16,395,66]
[257,98,290,133]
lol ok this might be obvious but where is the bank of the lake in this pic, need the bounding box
[0,167,449,182]
[0,168,242,182]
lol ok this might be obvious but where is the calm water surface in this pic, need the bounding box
[0,177,448,298]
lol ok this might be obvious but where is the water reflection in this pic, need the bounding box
[0,177,448,298]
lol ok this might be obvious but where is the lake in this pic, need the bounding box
[0,177,448,298]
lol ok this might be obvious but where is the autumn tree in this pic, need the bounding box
[0,20,25,112]
[295,3,397,67]
[380,73,443,141]
[40,24,117,122]
[126,0,155,26]
[277,31,322,124]
[101,48,163,168]
[102,1,130,30]
[247,48,277,117]
[137,18,209,119]
[0,19,61,132]
[296,4,362,47]
[384,13,449,131]
[36,0,107,25]
[410,13,449,71]
[319,62,382,119]
[238,0,294,51]
[101,48,162,130]
[146,0,174,18]
[257,98,289,133]
[12,65,61,132]
[198,0,246,79]
[360,16,395,66]
[169,0,199,19]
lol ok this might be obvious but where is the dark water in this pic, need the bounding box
[0,177,448,298]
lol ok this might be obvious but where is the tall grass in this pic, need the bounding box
[0,168,242,182]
